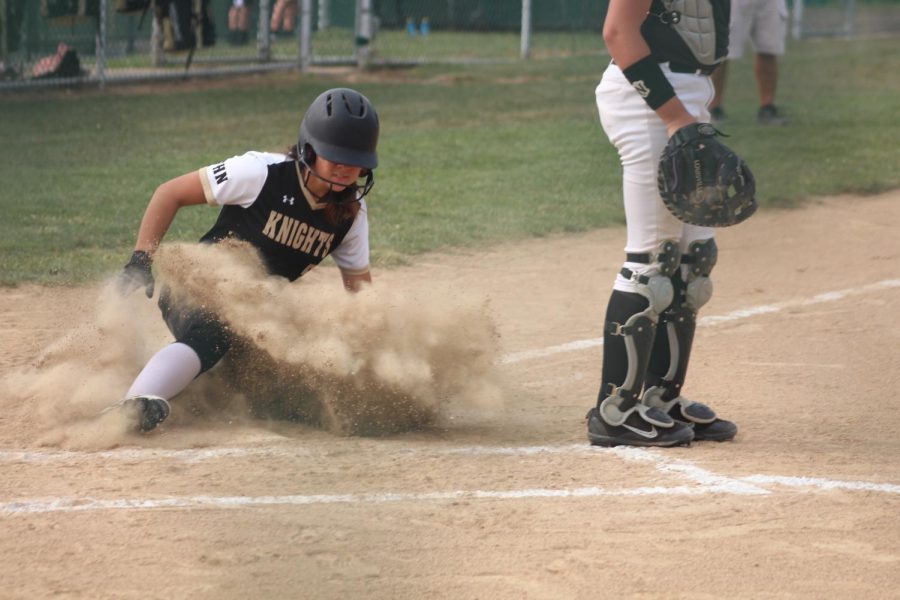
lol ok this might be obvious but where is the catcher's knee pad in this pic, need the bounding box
[681,238,717,311]
[620,239,680,311]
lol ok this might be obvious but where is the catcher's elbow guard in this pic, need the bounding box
[657,123,758,227]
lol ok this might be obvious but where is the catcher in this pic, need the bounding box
[586,0,757,447]
[111,88,379,432]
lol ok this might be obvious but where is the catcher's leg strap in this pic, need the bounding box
[624,239,682,276]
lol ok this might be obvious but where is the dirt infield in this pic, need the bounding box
[1,190,899,599]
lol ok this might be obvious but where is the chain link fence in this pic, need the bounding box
[0,0,608,90]
[1,0,347,90]
[2,1,898,91]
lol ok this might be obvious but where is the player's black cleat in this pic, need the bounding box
[586,400,694,448]
[642,389,737,442]
[106,395,171,433]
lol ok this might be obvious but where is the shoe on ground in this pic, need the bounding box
[757,104,789,126]
[709,106,726,123]
[106,395,171,432]
[642,387,737,442]
[586,396,694,448]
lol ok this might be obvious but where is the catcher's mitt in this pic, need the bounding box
[657,122,757,227]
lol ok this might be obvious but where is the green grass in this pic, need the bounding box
[1,35,898,286]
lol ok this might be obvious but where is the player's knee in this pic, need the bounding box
[186,337,231,374]
[180,324,232,374]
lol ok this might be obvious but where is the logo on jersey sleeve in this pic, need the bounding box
[211,163,228,185]
[261,210,334,257]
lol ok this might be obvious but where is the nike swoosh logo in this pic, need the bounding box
[623,423,658,439]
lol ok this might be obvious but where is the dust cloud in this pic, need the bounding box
[2,241,505,448]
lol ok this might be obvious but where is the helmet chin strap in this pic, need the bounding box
[297,156,372,204]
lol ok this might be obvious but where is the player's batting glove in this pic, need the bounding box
[119,250,155,298]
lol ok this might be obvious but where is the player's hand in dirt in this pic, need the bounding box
[118,250,154,298]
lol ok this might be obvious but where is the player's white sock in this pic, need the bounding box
[126,342,202,400]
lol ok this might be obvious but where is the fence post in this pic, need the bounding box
[791,0,804,40]
[258,0,271,61]
[0,0,7,61]
[318,0,329,31]
[97,0,108,86]
[520,0,532,59]
[845,0,857,36]
[151,14,164,66]
[355,0,372,69]
[300,0,312,71]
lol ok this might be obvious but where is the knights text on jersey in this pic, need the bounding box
[197,152,370,281]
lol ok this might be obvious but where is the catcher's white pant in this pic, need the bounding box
[595,62,716,295]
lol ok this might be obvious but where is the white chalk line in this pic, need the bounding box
[3,486,720,516]
[736,361,845,369]
[3,280,900,515]
[0,444,596,464]
[0,447,306,464]
[741,475,900,494]
[501,278,900,364]
[3,445,898,515]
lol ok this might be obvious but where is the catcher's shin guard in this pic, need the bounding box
[645,239,716,401]
[597,241,679,418]
[643,239,735,439]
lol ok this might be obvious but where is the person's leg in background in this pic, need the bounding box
[270,0,297,35]
[752,0,789,125]
[228,0,250,45]
[709,0,751,123]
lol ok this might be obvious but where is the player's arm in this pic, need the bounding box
[134,171,208,255]
[604,0,696,136]
[332,201,371,293]
[340,269,372,293]
[119,171,206,298]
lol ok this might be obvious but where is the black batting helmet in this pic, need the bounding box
[298,88,379,170]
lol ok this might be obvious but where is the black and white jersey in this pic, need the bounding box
[197,152,370,282]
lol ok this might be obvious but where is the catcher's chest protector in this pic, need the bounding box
[643,0,730,69]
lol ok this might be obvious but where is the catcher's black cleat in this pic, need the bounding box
[690,417,737,442]
[586,403,694,448]
[642,389,737,442]
[107,395,171,433]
